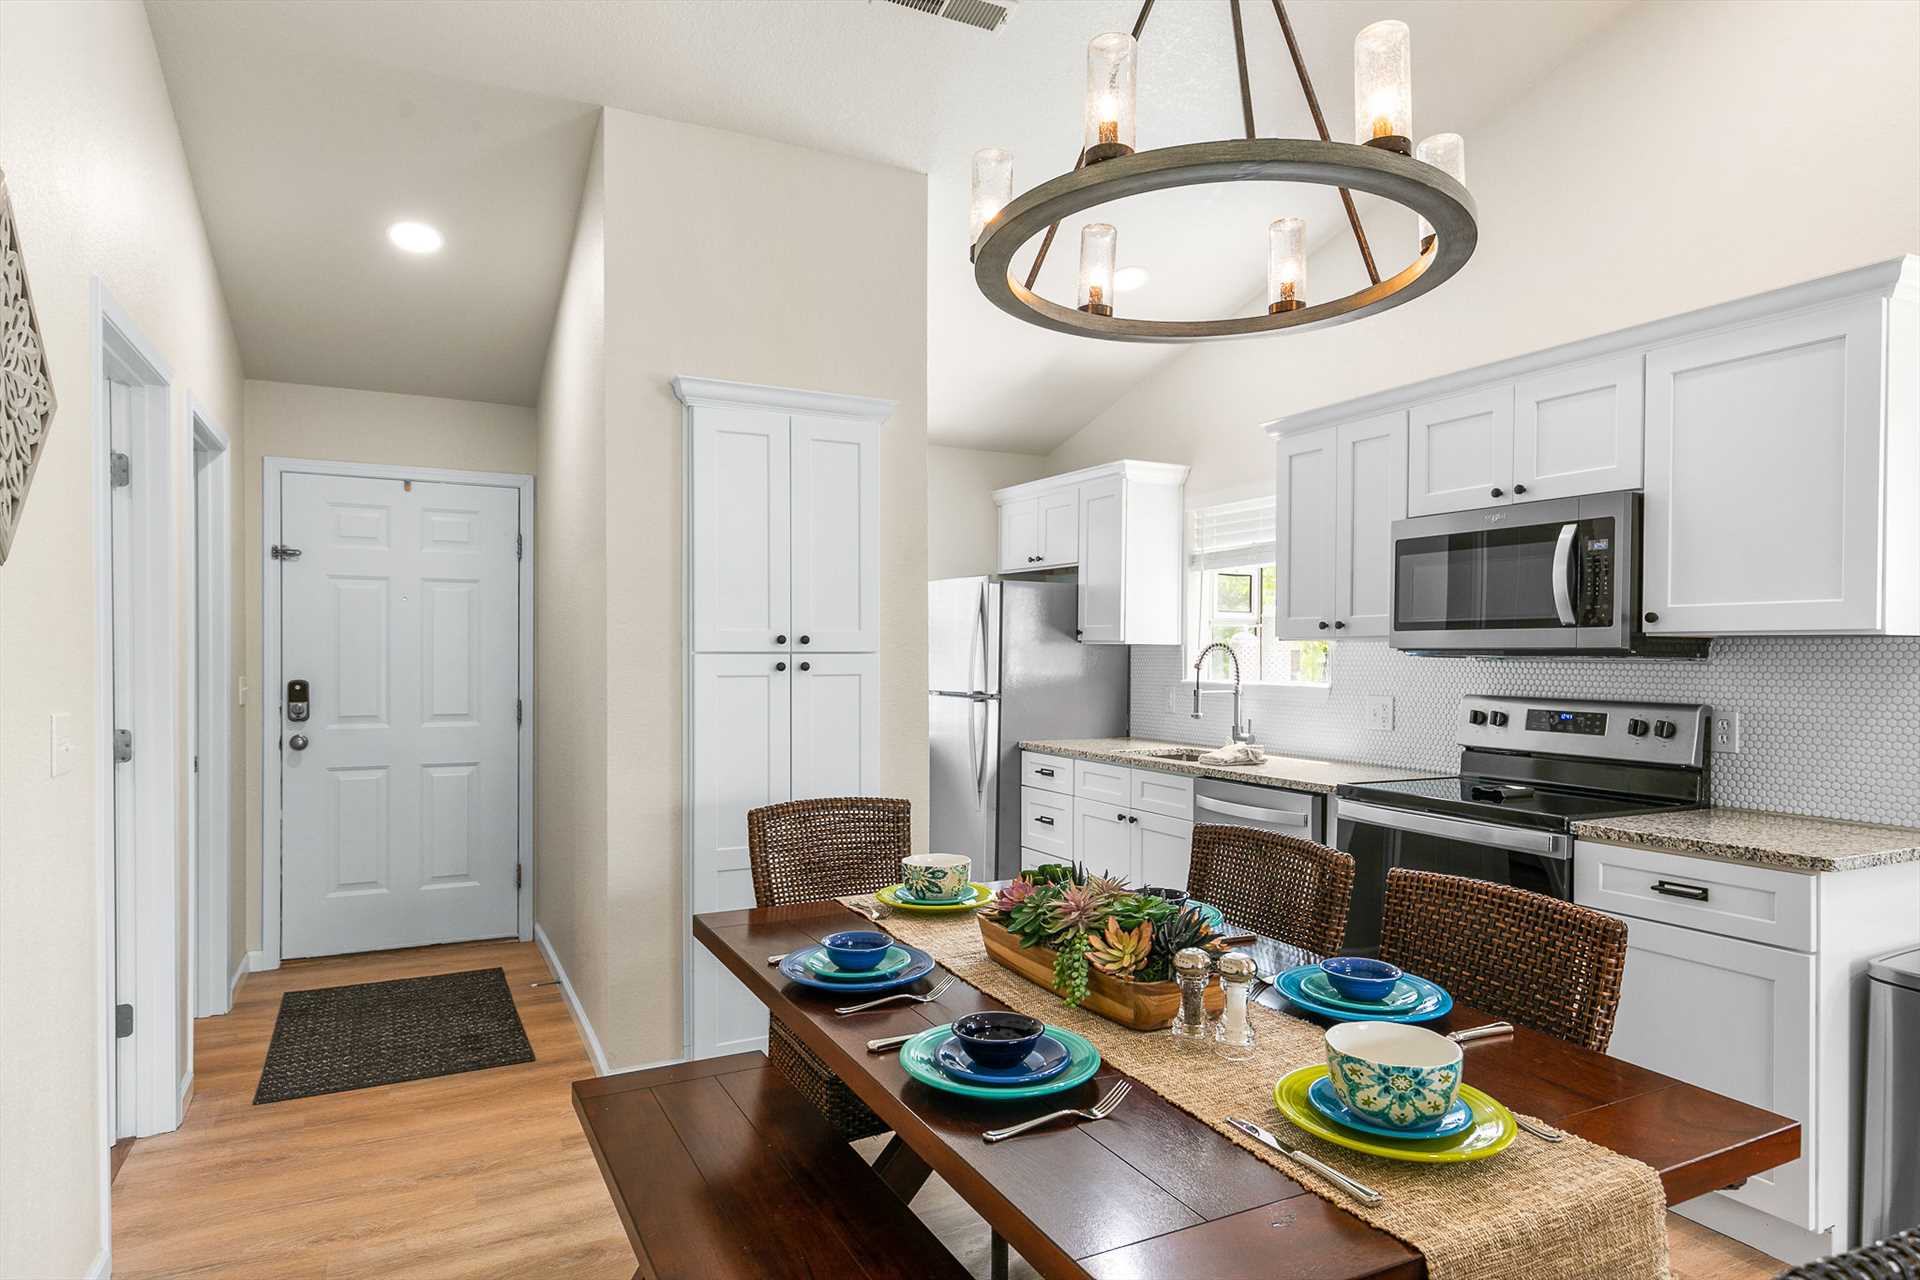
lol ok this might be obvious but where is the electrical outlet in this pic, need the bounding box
[1713,710,1742,754]
[49,713,74,778]
[1364,696,1395,732]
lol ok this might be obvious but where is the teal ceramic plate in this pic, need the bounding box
[900,1024,1101,1100]
[1274,965,1452,1024]
[1299,969,1421,1012]
[802,944,914,981]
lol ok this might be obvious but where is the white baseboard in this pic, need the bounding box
[1673,1192,1831,1266]
[85,1244,111,1279]
[534,923,611,1076]
[228,950,252,1002]
[176,1068,194,1122]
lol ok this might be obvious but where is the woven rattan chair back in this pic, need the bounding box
[747,796,912,909]
[1186,824,1355,957]
[1377,869,1630,1053]
[1778,1228,1920,1278]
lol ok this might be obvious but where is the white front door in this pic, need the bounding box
[278,472,522,959]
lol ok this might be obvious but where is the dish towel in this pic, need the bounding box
[1198,742,1267,765]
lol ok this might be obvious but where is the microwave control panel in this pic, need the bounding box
[1577,528,1615,626]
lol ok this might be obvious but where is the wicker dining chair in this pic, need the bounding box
[746,796,913,1142]
[1186,823,1355,958]
[1377,868,1630,1053]
[1777,1227,1920,1278]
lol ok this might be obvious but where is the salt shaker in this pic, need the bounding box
[1214,950,1257,1062]
[1170,947,1214,1049]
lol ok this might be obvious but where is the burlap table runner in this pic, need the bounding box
[855,900,1671,1280]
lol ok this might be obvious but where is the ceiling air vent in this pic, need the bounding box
[882,0,1017,33]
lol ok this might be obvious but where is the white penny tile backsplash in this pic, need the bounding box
[1129,638,1920,828]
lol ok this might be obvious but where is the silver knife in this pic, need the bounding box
[1224,1115,1383,1207]
[867,1033,916,1053]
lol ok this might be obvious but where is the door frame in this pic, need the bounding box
[90,279,185,1156]
[189,403,234,1016]
[258,457,535,969]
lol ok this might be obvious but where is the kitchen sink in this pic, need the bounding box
[1125,747,1256,765]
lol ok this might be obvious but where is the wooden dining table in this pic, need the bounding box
[694,899,1799,1280]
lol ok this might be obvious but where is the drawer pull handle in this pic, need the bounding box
[1035,815,1054,826]
[1650,880,1709,902]
[1036,768,1055,777]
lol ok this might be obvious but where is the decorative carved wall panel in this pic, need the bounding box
[1,168,59,565]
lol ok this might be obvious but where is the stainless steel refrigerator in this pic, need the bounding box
[929,578,1129,880]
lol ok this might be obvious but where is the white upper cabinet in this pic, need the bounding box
[994,461,1188,645]
[1644,296,1917,635]
[1513,354,1644,500]
[1407,385,1514,515]
[1276,414,1406,639]
[791,415,880,653]
[690,404,791,652]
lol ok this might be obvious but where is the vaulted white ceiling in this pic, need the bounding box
[147,0,1627,440]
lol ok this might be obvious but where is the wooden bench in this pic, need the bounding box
[573,1053,973,1280]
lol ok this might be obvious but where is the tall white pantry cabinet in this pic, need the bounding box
[675,376,889,1061]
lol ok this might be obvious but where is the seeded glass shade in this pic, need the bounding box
[1268,217,1306,310]
[969,147,1014,247]
[1414,133,1465,250]
[1078,223,1117,313]
[1084,33,1138,160]
[1353,20,1412,146]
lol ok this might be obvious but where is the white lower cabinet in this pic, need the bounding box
[1020,787,1073,863]
[1072,797,1134,879]
[1133,811,1195,890]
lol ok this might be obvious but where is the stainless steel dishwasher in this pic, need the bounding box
[1862,946,1920,1243]
[1192,776,1324,844]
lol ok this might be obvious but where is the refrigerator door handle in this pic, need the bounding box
[970,580,987,697]
[974,700,989,798]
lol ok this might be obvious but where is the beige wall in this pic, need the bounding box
[0,2,245,1273]
[239,379,537,959]
[926,445,1049,581]
[1047,0,1920,503]
[531,107,928,1070]
[532,126,611,1056]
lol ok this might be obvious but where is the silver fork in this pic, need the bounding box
[983,1081,1131,1143]
[834,974,954,1015]
[847,899,894,923]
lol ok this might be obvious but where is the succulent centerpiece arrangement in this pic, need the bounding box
[981,864,1230,1014]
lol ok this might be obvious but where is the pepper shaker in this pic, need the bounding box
[1170,947,1213,1049]
[1214,950,1257,1062]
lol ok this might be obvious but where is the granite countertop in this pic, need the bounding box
[1573,808,1920,873]
[1018,737,1437,795]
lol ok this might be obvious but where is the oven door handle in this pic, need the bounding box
[1552,523,1579,627]
[1337,799,1573,860]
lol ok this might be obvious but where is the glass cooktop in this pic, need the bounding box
[1338,774,1697,833]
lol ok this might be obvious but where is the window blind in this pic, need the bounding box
[1189,497,1276,571]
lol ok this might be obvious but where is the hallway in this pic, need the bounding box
[110,941,631,1278]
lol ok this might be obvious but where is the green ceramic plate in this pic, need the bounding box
[877,882,992,913]
[899,1023,1101,1099]
[1272,1065,1516,1163]
[802,944,914,981]
[1299,969,1422,1012]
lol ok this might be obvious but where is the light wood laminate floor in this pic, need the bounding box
[115,939,1785,1279]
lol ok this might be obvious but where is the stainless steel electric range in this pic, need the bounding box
[1333,696,1710,953]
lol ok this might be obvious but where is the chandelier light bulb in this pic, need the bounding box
[1414,133,1465,252]
[1267,218,1307,314]
[1083,33,1137,163]
[969,147,1014,252]
[1077,223,1117,316]
[1353,20,1412,155]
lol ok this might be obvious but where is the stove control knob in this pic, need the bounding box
[1467,709,1489,726]
[1488,711,1509,727]
[1626,718,1650,737]
[1654,719,1678,739]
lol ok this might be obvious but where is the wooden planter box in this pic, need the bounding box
[978,917,1224,1032]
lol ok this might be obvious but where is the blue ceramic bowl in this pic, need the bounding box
[1324,1021,1463,1133]
[1320,956,1403,1002]
[822,930,893,972]
[951,1011,1046,1068]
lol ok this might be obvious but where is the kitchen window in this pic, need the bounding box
[1189,497,1331,687]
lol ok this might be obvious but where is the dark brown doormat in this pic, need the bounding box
[254,967,534,1104]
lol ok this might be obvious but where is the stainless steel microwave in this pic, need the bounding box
[1389,491,1706,657]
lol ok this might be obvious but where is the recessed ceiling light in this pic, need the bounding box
[387,221,443,254]
[1114,265,1149,292]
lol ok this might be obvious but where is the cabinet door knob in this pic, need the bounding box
[1127,815,1138,824]
[775,661,787,672]
[1317,620,1330,630]
[1513,483,1527,495]
[798,635,810,645]
[1644,611,1659,624]
[1490,487,1505,498]
[775,634,787,645]
[1334,620,1347,630]
[798,661,811,671]
[1116,812,1127,821]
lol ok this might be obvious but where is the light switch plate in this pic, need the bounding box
[1364,696,1395,732]
[49,712,74,778]
[1713,710,1742,754]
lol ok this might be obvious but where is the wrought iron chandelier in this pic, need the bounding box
[968,0,1477,343]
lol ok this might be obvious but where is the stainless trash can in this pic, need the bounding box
[1863,947,1920,1242]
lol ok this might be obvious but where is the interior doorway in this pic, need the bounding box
[190,405,233,1017]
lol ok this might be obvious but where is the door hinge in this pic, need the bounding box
[270,544,302,561]
[114,729,133,764]
[516,698,523,726]
[193,754,199,774]
[515,863,523,891]
[116,1003,134,1038]
[110,452,131,488]
[515,532,523,560]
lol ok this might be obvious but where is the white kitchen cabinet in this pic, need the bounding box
[1643,297,1919,635]
[1276,414,1407,639]
[1133,811,1195,890]
[689,404,790,652]
[790,415,880,653]
[1020,786,1072,862]
[993,461,1188,645]
[1513,354,1644,500]
[1072,798,1133,880]
[1021,751,1072,795]
[790,653,880,801]
[1407,385,1515,516]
